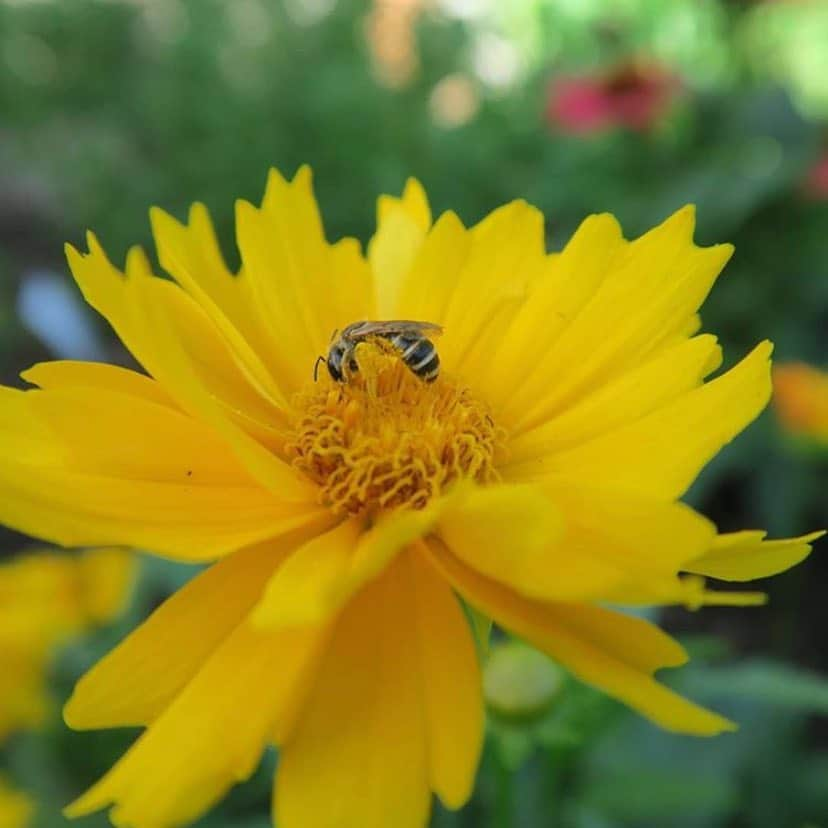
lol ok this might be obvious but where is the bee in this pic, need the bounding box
[314,320,443,383]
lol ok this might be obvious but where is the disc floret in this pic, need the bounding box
[287,350,500,515]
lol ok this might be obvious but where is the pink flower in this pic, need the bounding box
[547,62,680,135]
[802,153,828,200]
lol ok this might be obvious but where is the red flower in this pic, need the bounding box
[803,153,828,200]
[547,62,680,135]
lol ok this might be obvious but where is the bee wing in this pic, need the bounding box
[345,320,443,340]
[404,320,444,338]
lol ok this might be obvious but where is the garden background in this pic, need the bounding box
[0,1,826,826]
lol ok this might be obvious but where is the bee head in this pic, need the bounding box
[327,342,347,382]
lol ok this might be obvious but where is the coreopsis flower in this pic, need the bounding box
[0,168,821,828]
[0,776,33,828]
[773,362,828,444]
[365,0,426,87]
[547,61,680,134]
[0,548,134,742]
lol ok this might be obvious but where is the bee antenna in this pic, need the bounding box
[313,355,325,382]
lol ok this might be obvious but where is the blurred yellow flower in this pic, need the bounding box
[0,775,33,828]
[773,362,828,443]
[0,168,821,828]
[0,548,134,742]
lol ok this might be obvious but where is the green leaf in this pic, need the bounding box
[582,768,738,822]
[682,659,828,713]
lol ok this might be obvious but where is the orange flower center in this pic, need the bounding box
[286,347,500,516]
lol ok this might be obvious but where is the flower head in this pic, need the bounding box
[773,361,828,444]
[0,548,134,742]
[0,168,820,828]
[802,151,828,200]
[0,776,33,828]
[287,355,501,514]
[547,61,680,134]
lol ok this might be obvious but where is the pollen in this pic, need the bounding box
[286,349,501,516]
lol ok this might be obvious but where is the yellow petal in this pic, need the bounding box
[481,212,624,414]
[438,201,546,380]
[150,201,250,332]
[251,519,363,628]
[602,573,767,609]
[543,341,773,500]
[428,542,735,736]
[22,360,174,407]
[437,482,712,603]
[150,203,288,406]
[127,271,312,495]
[542,481,715,572]
[65,536,306,730]
[377,177,431,231]
[685,583,767,609]
[270,550,481,816]
[685,530,824,581]
[493,206,733,432]
[235,167,375,392]
[0,548,135,742]
[369,178,432,317]
[75,549,136,624]
[436,484,564,599]
[0,462,324,561]
[0,385,60,465]
[157,202,236,302]
[66,239,304,494]
[66,238,286,427]
[535,483,715,601]
[0,549,129,648]
[393,210,470,325]
[374,192,547,389]
[329,235,377,333]
[406,549,483,809]
[124,247,285,430]
[0,384,324,558]
[370,194,550,398]
[507,334,722,464]
[0,776,33,828]
[0,655,49,742]
[65,611,330,827]
[19,385,258,485]
[252,500,446,628]
[276,554,433,828]
[64,233,132,350]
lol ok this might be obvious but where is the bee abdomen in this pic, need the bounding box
[417,349,440,382]
[392,335,440,382]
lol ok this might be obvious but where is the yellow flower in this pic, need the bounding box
[0,548,134,742]
[773,362,828,443]
[0,776,33,828]
[0,168,821,828]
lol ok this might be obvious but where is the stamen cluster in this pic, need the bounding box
[286,351,500,515]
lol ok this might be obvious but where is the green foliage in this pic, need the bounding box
[480,639,828,828]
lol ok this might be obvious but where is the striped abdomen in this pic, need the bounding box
[388,334,440,382]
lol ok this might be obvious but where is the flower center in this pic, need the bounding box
[286,347,500,516]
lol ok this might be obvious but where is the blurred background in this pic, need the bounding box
[0,0,827,826]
